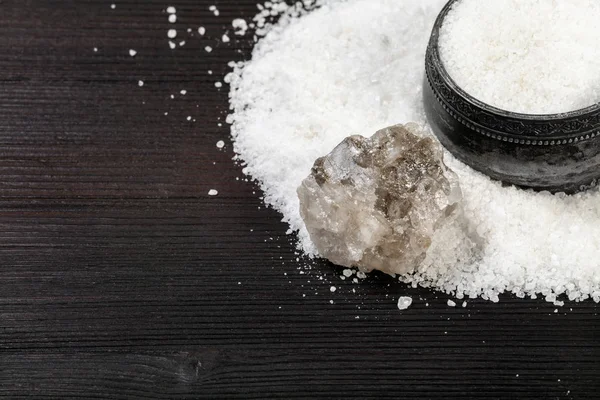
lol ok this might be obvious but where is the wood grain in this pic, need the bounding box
[0,1,599,399]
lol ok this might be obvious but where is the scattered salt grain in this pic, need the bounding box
[343,269,353,278]
[187,116,192,121]
[330,286,337,293]
[216,140,225,149]
[168,41,176,49]
[397,296,413,310]
[448,300,456,307]
[205,46,213,53]
[209,5,220,16]
[198,26,206,35]
[110,3,115,9]
[208,189,218,196]
[222,34,230,43]
[168,14,177,23]
[356,272,367,280]
[128,49,137,57]
[215,82,222,88]
[208,70,213,75]
[462,301,467,308]
[180,90,187,95]
[167,29,177,39]
[138,80,144,87]
[166,6,176,14]
[179,41,186,47]
[93,47,98,52]
[232,18,248,35]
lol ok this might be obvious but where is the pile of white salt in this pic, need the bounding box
[226,0,600,303]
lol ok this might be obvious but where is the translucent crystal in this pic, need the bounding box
[297,123,464,275]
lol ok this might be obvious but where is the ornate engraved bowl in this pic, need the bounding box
[424,0,600,193]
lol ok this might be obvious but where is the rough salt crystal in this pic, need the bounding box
[128,49,137,57]
[208,189,218,196]
[168,14,177,23]
[298,124,468,275]
[168,29,177,39]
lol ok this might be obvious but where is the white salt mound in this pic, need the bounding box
[439,0,600,114]
[227,0,600,303]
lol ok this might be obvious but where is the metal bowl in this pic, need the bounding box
[423,0,600,193]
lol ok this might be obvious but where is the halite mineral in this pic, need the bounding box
[297,124,463,275]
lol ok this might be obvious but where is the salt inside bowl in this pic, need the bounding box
[424,0,600,193]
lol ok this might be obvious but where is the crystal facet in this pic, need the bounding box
[297,123,463,275]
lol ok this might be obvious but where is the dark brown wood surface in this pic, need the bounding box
[1,1,598,398]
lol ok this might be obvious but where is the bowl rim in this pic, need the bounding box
[430,0,600,121]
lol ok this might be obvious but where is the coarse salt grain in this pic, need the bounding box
[228,0,600,303]
[198,26,206,35]
[222,34,230,43]
[129,49,137,57]
[168,29,177,39]
[205,46,213,53]
[168,14,177,23]
[208,189,218,196]
[180,90,187,95]
[209,5,220,16]
[439,0,600,114]
[232,18,248,35]
[216,140,225,149]
[397,296,413,310]
[215,82,222,88]
[167,6,176,14]
[169,41,176,49]
[110,3,115,9]
[447,300,456,307]
[138,80,144,87]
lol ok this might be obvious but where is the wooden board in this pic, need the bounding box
[1,1,598,398]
